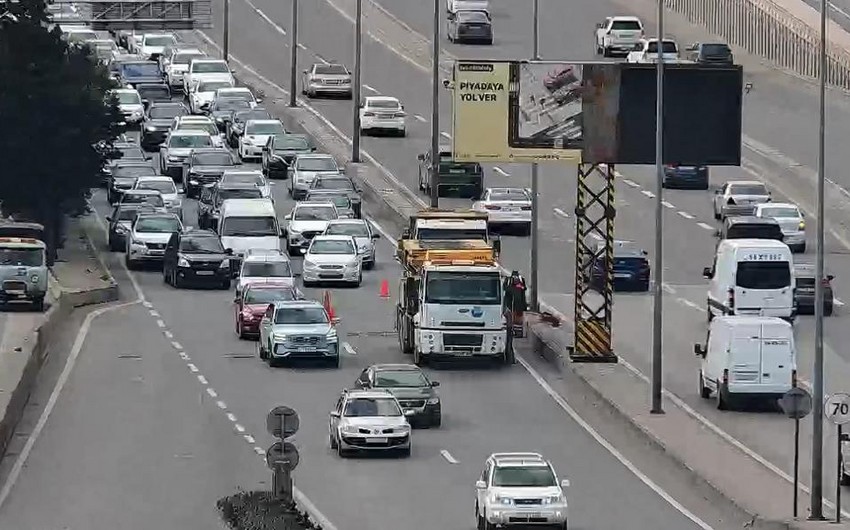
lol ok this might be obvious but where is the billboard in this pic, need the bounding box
[451,61,583,163]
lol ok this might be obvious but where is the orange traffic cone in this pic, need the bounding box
[379,279,390,299]
[323,290,336,320]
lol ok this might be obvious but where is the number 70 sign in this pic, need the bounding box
[825,393,850,425]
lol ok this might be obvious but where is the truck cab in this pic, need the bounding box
[417,146,483,199]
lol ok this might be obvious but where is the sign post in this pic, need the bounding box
[779,387,813,519]
[266,406,300,504]
[824,392,850,522]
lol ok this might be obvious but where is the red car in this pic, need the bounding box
[543,66,578,92]
[234,284,300,339]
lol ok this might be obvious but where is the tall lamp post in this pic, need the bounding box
[351,0,363,162]
[429,0,440,207]
[529,0,540,311]
[288,0,299,107]
[650,0,665,415]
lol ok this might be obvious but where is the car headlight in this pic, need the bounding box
[168,155,181,162]
[170,198,183,208]
[130,238,146,248]
[219,259,230,269]
[396,424,411,433]
[542,494,565,505]
[341,424,359,435]
[272,333,287,343]
[215,117,224,123]
[327,328,338,341]
[358,245,369,253]
[426,397,439,405]
[493,495,512,505]
[799,221,806,230]
[177,257,190,267]
[289,227,302,235]
[145,126,157,131]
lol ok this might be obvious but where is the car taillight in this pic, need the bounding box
[792,369,798,387]
[722,369,729,385]
[485,205,501,210]
[727,197,736,205]
[521,206,532,211]
[727,288,735,310]
[665,164,675,169]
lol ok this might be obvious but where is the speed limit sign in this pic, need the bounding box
[825,393,850,425]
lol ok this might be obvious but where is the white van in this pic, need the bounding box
[703,239,795,321]
[694,316,796,410]
[218,199,282,273]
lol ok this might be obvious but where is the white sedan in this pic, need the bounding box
[220,169,273,200]
[359,96,406,137]
[302,235,362,287]
[473,187,532,235]
[238,119,286,161]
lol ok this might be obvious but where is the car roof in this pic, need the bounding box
[365,96,399,103]
[296,201,336,208]
[343,388,394,399]
[490,453,549,467]
[220,198,274,211]
[135,175,173,182]
[218,181,261,190]
[222,169,263,176]
[113,88,140,94]
[273,299,323,309]
[327,218,367,225]
[295,153,335,160]
[244,253,290,263]
[150,101,185,108]
[727,180,765,187]
[312,234,355,242]
[245,119,282,126]
[181,228,218,237]
[114,160,153,167]
[610,15,642,21]
[217,86,251,91]
[136,82,169,88]
[487,187,529,195]
[190,147,227,154]
[125,189,160,195]
[371,363,421,372]
[172,130,211,136]
[725,216,779,225]
[757,202,797,210]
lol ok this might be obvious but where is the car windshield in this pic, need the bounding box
[736,261,791,289]
[343,397,401,417]
[117,146,145,159]
[169,135,212,148]
[646,41,678,53]
[135,217,181,233]
[367,99,401,109]
[122,62,161,77]
[294,206,336,221]
[297,158,338,171]
[611,20,641,30]
[417,228,488,240]
[490,190,529,201]
[246,122,284,135]
[244,288,296,304]
[310,240,355,255]
[114,166,155,178]
[236,111,272,123]
[242,261,292,277]
[144,35,175,47]
[374,370,428,388]
[0,248,43,266]
[218,90,253,101]
[223,173,265,186]
[149,105,184,118]
[117,208,144,221]
[702,43,731,55]
[274,306,328,325]
[176,122,218,135]
[193,61,229,73]
[219,188,263,200]
[315,64,348,75]
[760,207,799,218]
[729,184,768,195]
[314,177,353,190]
[220,216,277,237]
[173,52,205,65]
[116,91,141,104]
[136,180,177,194]
[198,81,233,93]
[179,236,223,253]
[316,196,350,209]
[492,466,557,487]
[214,99,250,112]
[194,152,233,165]
[425,271,501,305]
[326,223,369,237]
[123,194,164,207]
[277,137,310,150]
[458,11,489,22]
[138,86,170,100]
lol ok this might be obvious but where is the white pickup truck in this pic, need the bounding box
[626,38,681,63]
[595,16,644,57]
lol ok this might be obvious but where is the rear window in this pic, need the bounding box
[726,225,783,240]
[611,20,642,30]
[797,277,816,287]
[702,43,731,55]
[647,41,677,53]
[736,261,791,289]
[614,257,646,267]
[315,64,348,75]
[458,11,489,22]
[729,184,768,195]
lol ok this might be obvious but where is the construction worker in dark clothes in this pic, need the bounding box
[503,270,528,339]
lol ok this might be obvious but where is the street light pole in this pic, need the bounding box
[223,0,230,61]
[351,0,362,163]
[288,0,299,107]
[650,0,665,415]
[809,0,828,518]
[429,0,440,207]
[529,0,540,312]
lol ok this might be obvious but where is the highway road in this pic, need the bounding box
[197,0,850,510]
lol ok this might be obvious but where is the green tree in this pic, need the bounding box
[0,0,124,262]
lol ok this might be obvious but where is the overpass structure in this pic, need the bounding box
[51,0,212,30]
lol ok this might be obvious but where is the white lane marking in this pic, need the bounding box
[206,388,218,398]
[362,84,378,93]
[836,298,846,307]
[149,309,160,317]
[622,179,640,188]
[440,131,452,139]
[187,363,199,373]
[677,211,695,220]
[197,374,208,385]
[440,449,459,464]
[216,400,227,410]
[254,446,265,455]
[164,330,173,338]
[493,166,510,177]
[553,207,570,220]
[244,434,256,444]
[156,319,166,328]
[0,299,141,510]
[517,357,714,529]
[641,190,655,198]
[178,351,190,361]
[677,297,702,311]
[697,222,714,231]
[142,300,152,308]
[414,114,427,122]
[661,284,676,294]
[171,341,183,350]
[315,54,330,65]
[235,424,246,433]
[343,342,356,355]
[661,200,675,209]
[227,412,237,422]
[242,0,287,36]
[297,42,307,50]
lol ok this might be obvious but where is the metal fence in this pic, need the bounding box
[665,0,850,90]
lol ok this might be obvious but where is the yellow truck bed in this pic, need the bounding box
[398,239,496,272]
[408,208,488,225]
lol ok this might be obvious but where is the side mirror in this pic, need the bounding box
[842,432,850,442]
[595,23,602,28]
[256,98,263,104]
[694,343,704,356]
[233,297,239,303]
[279,227,286,237]
[331,317,341,325]
[105,216,112,222]
[159,143,166,148]
[633,43,642,51]
[401,228,410,238]
[302,69,308,74]
[430,381,440,387]
[177,187,185,194]
[284,213,292,220]
[714,229,721,237]
[142,99,150,108]
[310,146,317,151]
[329,411,340,418]
[371,232,380,239]
[561,479,571,488]
[702,267,713,279]
[417,154,425,161]
[225,248,234,255]
[493,239,501,254]
[475,480,487,490]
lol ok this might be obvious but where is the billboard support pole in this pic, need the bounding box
[569,163,617,363]
[429,0,440,207]
[223,0,230,61]
[351,0,362,163]
[288,0,298,108]
[529,0,540,312]
[650,0,665,415]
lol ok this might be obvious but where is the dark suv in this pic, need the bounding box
[584,240,650,291]
[162,229,233,289]
[794,263,834,316]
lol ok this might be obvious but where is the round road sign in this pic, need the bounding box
[266,441,300,470]
[267,405,300,438]
[825,393,850,425]
[779,387,813,419]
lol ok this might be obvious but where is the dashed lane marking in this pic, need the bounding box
[641,190,655,198]
[493,166,510,177]
[440,131,452,139]
[677,297,702,311]
[553,207,569,219]
[622,179,640,188]
[142,300,152,308]
[297,43,307,50]
[171,341,183,350]
[697,222,714,231]
[362,84,378,93]
[156,319,166,328]
[187,363,199,373]
[206,388,218,398]
[661,284,676,294]
[343,342,357,355]
[244,434,256,444]
[179,351,190,361]
[216,400,228,410]
[149,309,160,317]
[197,375,208,385]
[235,424,246,433]
[164,330,173,339]
[677,211,695,220]
[315,54,330,64]
[440,449,459,464]
[414,114,427,122]
[661,200,675,209]
[254,446,265,455]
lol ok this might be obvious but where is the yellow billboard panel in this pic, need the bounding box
[452,61,582,163]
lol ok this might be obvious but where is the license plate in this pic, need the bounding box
[367,437,387,444]
[614,273,631,278]
[294,347,315,352]
[196,270,214,275]
[404,409,416,415]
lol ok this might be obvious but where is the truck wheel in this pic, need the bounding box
[717,383,729,410]
[32,296,45,312]
[699,372,711,399]
[842,471,850,486]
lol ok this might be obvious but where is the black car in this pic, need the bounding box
[140,101,189,150]
[207,97,252,132]
[137,83,172,106]
[163,229,233,289]
[304,190,356,219]
[119,60,164,88]
[447,9,493,45]
[794,263,834,316]
[662,164,709,190]
[308,174,362,217]
[106,204,164,251]
[103,142,148,184]
[685,42,734,65]
[107,160,157,203]
[262,133,315,178]
[227,108,273,148]
[183,148,241,198]
[584,240,650,291]
[198,182,265,231]
[354,364,441,428]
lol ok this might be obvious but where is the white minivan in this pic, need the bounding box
[703,239,795,321]
[218,198,283,274]
[694,316,796,410]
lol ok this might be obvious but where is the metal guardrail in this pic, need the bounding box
[665,0,850,90]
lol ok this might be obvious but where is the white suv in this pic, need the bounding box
[475,453,569,530]
[595,15,644,57]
